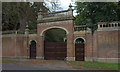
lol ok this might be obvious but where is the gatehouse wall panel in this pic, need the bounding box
[97,30,119,58]
[2,36,15,56]
[73,28,119,63]
[2,34,38,58]
[85,34,93,57]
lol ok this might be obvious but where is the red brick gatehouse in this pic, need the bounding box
[2,5,120,63]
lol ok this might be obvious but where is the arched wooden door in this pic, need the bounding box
[30,40,36,59]
[75,38,85,61]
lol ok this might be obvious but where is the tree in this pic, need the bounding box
[2,2,45,31]
[17,2,50,31]
[74,2,120,28]
[2,2,19,31]
[2,2,61,31]
[74,2,120,36]
[44,28,66,42]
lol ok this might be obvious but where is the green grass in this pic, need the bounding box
[67,61,120,70]
[2,59,18,63]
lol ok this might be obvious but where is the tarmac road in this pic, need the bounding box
[2,59,77,70]
[2,63,49,70]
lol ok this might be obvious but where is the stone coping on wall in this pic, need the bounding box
[38,20,73,26]
[2,34,37,37]
[38,10,69,15]
[2,56,28,59]
[29,34,37,37]
[97,27,120,31]
[38,16,75,23]
[98,21,120,25]
[97,21,120,31]
[74,31,86,35]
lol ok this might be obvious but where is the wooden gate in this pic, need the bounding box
[30,41,36,59]
[44,42,67,60]
[75,44,84,61]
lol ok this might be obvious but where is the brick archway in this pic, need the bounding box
[74,37,86,44]
[40,26,69,36]
[36,5,75,61]
[37,22,75,60]
[29,40,36,59]
[75,38,85,61]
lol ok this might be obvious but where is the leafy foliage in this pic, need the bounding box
[44,28,66,42]
[2,2,47,31]
[2,2,65,42]
[2,2,60,31]
[2,2,19,30]
[74,2,120,33]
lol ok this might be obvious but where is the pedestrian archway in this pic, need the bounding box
[75,38,85,61]
[29,40,36,59]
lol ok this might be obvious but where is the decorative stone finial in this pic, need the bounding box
[38,8,43,20]
[68,3,73,16]
[26,24,29,29]
[39,8,42,12]
[69,3,72,8]
[68,3,73,11]
[25,24,29,35]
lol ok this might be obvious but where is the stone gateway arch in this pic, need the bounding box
[37,5,75,61]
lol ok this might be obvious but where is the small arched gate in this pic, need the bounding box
[29,40,36,59]
[75,38,85,61]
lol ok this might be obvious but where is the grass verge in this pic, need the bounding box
[67,61,120,70]
[2,59,18,63]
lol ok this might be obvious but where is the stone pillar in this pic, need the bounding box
[38,9,43,20]
[68,3,73,17]
[93,31,98,61]
[14,31,17,58]
[25,24,29,59]
[85,27,93,61]
[86,27,98,62]
[87,27,91,34]
[66,34,75,61]
[36,35,44,59]
[98,24,100,29]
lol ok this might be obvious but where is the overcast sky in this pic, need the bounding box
[58,0,77,16]
[44,0,119,16]
[45,0,77,16]
[59,0,77,16]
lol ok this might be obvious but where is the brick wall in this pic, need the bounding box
[2,35,26,57]
[74,29,119,62]
[96,30,119,58]
[2,27,119,63]
[2,34,37,58]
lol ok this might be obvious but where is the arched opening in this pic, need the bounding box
[44,28,67,60]
[44,28,66,42]
[29,40,36,59]
[75,38,85,61]
[40,26,69,36]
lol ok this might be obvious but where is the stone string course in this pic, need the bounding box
[38,20,73,26]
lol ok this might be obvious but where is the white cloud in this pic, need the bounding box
[59,0,77,16]
[44,0,77,16]
[59,0,73,10]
